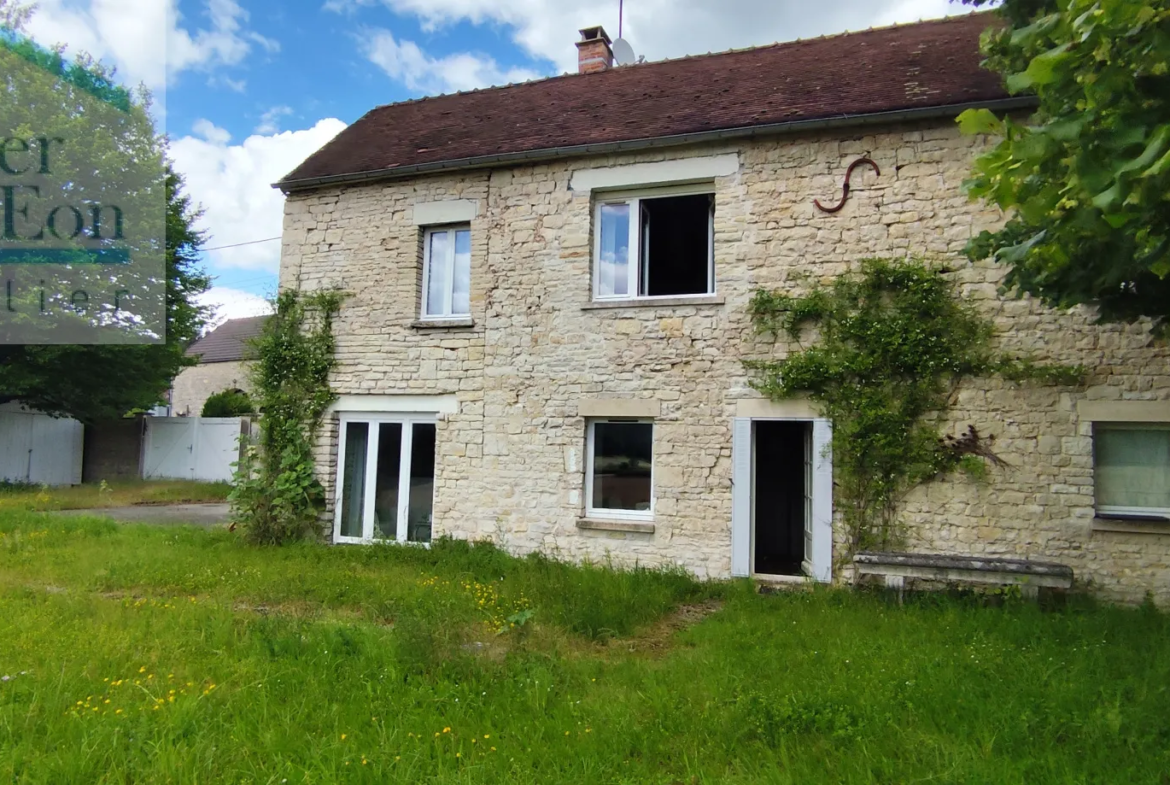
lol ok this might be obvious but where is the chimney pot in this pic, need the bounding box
[576,26,613,74]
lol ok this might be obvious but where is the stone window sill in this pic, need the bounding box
[1092,517,1170,535]
[411,318,475,330]
[576,518,655,534]
[581,295,725,311]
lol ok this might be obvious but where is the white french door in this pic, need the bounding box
[334,413,437,544]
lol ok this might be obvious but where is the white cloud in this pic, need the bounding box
[170,118,348,273]
[22,0,278,90]
[255,105,294,134]
[331,0,975,77]
[196,287,274,329]
[360,27,541,93]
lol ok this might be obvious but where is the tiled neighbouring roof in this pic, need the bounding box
[279,13,1012,190]
[185,316,268,363]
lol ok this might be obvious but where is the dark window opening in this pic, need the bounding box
[639,194,712,297]
[591,421,653,513]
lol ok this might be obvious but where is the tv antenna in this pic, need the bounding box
[612,0,638,65]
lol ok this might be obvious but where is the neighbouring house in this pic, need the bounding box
[170,316,267,417]
[275,14,1170,604]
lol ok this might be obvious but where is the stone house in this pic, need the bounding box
[170,316,267,416]
[275,14,1170,604]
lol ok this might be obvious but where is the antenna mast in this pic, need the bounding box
[619,0,624,39]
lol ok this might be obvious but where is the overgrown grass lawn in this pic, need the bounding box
[0,480,231,511]
[1,511,1167,783]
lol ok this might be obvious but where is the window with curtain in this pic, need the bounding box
[422,225,471,319]
[1093,424,1170,518]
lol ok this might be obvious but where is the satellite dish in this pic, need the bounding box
[612,37,636,66]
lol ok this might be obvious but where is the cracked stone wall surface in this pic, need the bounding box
[279,118,1170,604]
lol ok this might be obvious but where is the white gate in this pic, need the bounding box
[143,417,246,483]
[0,405,84,486]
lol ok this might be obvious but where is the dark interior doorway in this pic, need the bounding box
[753,420,809,576]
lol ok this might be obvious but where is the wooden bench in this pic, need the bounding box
[853,552,1074,603]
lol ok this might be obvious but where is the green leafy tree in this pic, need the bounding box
[0,165,210,422]
[0,3,209,422]
[959,0,1170,330]
[201,388,255,418]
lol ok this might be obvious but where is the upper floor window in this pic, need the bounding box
[1093,423,1170,519]
[593,186,714,300]
[422,225,471,319]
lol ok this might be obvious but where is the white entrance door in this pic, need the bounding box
[334,414,437,544]
[730,417,833,581]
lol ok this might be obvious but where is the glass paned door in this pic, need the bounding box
[334,415,437,543]
[339,422,369,538]
[373,423,403,539]
[408,424,436,542]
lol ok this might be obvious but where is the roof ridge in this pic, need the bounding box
[280,12,1008,189]
[360,11,991,114]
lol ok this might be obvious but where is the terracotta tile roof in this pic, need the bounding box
[279,13,1011,190]
[186,316,268,363]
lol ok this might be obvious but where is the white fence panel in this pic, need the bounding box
[0,407,84,486]
[143,417,245,483]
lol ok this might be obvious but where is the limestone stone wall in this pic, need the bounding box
[280,118,1170,604]
[171,360,253,417]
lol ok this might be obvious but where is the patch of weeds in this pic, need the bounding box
[736,689,868,744]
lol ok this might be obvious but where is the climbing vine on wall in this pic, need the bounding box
[745,258,1084,553]
[230,289,345,545]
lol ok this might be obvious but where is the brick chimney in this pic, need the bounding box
[576,26,613,74]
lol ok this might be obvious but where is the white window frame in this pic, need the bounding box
[1093,422,1170,520]
[584,418,655,521]
[592,183,715,302]
[421,224,471,319]
[333,412,438,544]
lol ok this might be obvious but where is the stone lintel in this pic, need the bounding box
[1077,400,1170,423]
[578,398,661,418]
[412,199,479,226]
[735,398,821,419]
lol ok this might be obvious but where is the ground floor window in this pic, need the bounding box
[336,414,436,543]
[586,419,653,519]
[1093,423,1170,519]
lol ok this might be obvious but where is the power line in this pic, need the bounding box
[203,236,280,251]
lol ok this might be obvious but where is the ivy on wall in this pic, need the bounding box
[230,289,345,545]
[745,258,1084,553]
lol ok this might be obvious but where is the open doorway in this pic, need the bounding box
[752,420,811,577]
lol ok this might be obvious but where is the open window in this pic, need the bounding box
[1093,423,1170,520]
[335,414,437,543]
[585,419,654,520]
[594,186,714,300]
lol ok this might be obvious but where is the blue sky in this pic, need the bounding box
[21,0,964,323]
